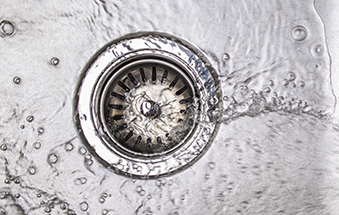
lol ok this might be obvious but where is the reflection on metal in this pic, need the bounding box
[76,32,220,178]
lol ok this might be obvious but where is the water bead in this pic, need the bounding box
[299,81,305,87]
[47,153,58,164]
[86,159,93,166]
[37,127,44,134]
[79,147,87,155]
[99,197,105,203]
[291,25,307,41]
[208,162,216,169]
[282,79,289,86]
[13,76,21,84]
[222,53,230,61]
[65,142,74,151]
[50,57,60,65]
[60,203,68,210]
[26,115,34,122]
[0,20,15,36]
[80,202,89,211]
[34,142,42,149]
[0,144,7,151]
[14,178,20,184]
[136,186,142,192]
[263,87,271,93]
[28,166,36,175]
[287,72,296,81]
[44,207,51,213]
[311,44,325,57]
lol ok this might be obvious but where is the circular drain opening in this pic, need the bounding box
[101,59,197,156]
[76,32,221,178]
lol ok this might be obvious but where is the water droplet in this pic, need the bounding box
[74,177,87,185]
[222,53,230,61]
[14,193,20,198]
[50,57,60,65]
[65,142,74,151]
[47,153,58,164]
[20,125,25,129]
[0,20,15,36]
[80,201,88,211]
[208,162,215,169]
[13,76,21,84]
[80,177,87,184]
[139,190,146,196]
[0,144,7,151]
[136,186,142,192]
[79,147,87,155]
[263,87,271,93]
[99,197,105,203]
[37,127,44,134]
[147,194,152,199]
[291,83,296,88]
[299,81,305,87]
[282,79,289,86]
[102,210,108,215]
[223,96,229,101]
[34,142,42,149]
[268,80,274,86]
[60,203,68,210]
[28,166,36,175]
[37,193,41,198]
[291,25,307,41]
[311,44,325,57]
[26,115,34,122]
[14,178,20,184]
[44,207,51,213]
[287,72,296,81]
[86,159,93,166]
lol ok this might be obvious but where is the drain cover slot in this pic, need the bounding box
[76,33,221,178]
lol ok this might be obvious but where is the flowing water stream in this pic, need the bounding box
[1,0,339,214]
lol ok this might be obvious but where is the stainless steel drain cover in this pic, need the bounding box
[76,32,220,178]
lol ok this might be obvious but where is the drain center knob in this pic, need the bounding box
[141,100,160,118]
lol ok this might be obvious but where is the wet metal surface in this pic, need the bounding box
[1,0,339,214]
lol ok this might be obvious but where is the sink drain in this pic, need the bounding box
[101,59,196,155]
[76,32,220,178]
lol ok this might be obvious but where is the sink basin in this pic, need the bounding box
[0,0,339,214]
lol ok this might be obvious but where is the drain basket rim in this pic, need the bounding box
[75,32,221,178]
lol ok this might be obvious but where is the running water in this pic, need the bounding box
[0,0,339,214]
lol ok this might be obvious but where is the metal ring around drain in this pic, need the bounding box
[75,32,221,178]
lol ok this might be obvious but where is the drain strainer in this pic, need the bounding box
[76,32,220,178]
